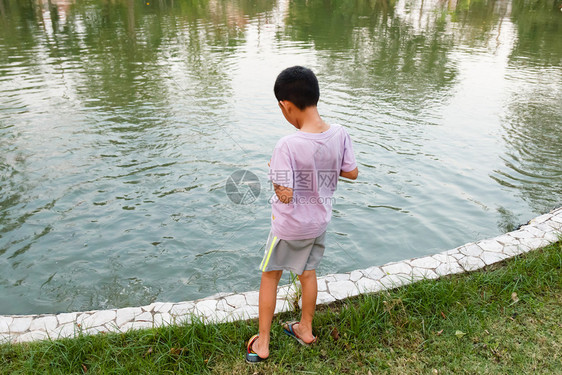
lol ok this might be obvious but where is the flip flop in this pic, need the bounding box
[282,321,317,346]
[245,334,267,364]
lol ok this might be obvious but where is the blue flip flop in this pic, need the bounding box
[282,321,317,346]
[245,334,267,364]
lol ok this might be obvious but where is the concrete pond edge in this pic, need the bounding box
[1,207,561,344]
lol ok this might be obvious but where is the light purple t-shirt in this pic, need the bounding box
[268,124,357,240]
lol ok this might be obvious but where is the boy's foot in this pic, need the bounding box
[282,321,317,346]
[245,334,269,364]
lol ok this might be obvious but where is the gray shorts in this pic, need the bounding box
[259,231,326,275]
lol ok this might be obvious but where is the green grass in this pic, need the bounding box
[1,241,561,374]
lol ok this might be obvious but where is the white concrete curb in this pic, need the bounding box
[1,207,561,344]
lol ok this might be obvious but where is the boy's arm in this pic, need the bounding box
[340,167,358,180]
[273,183,293,204]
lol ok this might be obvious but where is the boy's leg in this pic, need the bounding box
[294,269,317,343]
[252,270,283,358]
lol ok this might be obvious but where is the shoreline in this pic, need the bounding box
[1,206,561,344]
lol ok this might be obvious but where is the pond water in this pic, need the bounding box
[0,0,561,315]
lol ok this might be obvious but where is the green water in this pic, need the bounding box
[0,0,560,315]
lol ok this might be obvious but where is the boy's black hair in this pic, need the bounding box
[274,66,319,110]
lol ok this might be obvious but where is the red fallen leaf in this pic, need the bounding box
[170,347,188,356]
[331,327,340,341]
[440,311,447,319]
[81,364,87,373]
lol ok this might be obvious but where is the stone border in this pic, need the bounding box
[1,207,561,344]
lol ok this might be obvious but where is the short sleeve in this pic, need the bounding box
[269,139,294,188]
[341,129,357,172]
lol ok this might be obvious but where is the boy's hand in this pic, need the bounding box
[340,167,358,180]
[273,183,293,204]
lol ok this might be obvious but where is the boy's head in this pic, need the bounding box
[274,66,319,110]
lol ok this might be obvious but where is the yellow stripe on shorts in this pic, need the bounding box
[260,236,278,271]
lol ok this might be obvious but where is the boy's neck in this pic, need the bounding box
[294,106,329,133]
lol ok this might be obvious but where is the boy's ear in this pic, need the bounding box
[279,100,295,113]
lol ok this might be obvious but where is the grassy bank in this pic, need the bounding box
[1,241,561,374]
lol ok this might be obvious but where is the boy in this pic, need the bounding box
[246,66,358,363]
